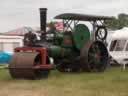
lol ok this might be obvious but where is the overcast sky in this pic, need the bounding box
[0,0,128,32]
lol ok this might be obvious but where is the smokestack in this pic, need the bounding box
[40,8,47,32]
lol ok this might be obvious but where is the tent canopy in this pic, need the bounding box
[112,27,128,39]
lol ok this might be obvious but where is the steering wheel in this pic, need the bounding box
[95,26,107,41]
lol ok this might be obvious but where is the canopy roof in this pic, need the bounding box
[112,27,128,39]
[54,13,113,21]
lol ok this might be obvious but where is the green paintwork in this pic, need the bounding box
[50,24,90,58]
[49,45,72,58]
[54,30,63,45]
[61,34,73,48]
[50,30,74,58]
[49,46,62,58]
[74,24,90,50]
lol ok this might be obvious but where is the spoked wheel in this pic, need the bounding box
[9,52,50,79]
[80,40,108,72]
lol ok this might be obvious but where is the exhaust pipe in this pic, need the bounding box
[40,8,47,32]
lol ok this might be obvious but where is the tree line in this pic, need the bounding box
[105,13,128,30]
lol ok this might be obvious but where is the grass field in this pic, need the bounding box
[0,67,128,96]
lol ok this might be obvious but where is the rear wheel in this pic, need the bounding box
[80,40,108,72]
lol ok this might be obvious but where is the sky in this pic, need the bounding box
[0,0,128,32]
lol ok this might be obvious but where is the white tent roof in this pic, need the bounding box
[4,27,33,36]
[112,27,128,39]
[0,35,23,39]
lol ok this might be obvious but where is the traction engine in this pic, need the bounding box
[9,8,112,79]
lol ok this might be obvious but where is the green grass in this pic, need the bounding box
[0,67,128,96]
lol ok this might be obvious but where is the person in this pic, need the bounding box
[48,22,56,33]
[23,31,37,46]
[40,22,56,41]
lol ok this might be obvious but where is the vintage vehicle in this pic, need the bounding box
[9,8,112,79]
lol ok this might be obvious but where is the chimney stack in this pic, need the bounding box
[40,8,47,32]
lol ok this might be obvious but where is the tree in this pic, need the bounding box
[105,13,128,30]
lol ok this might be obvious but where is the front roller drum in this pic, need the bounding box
[9,52,50,79]
[80,40,108,72]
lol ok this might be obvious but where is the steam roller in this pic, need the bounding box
[9,48,52,79]
[10,52,38,78]
[9,8,113,79]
